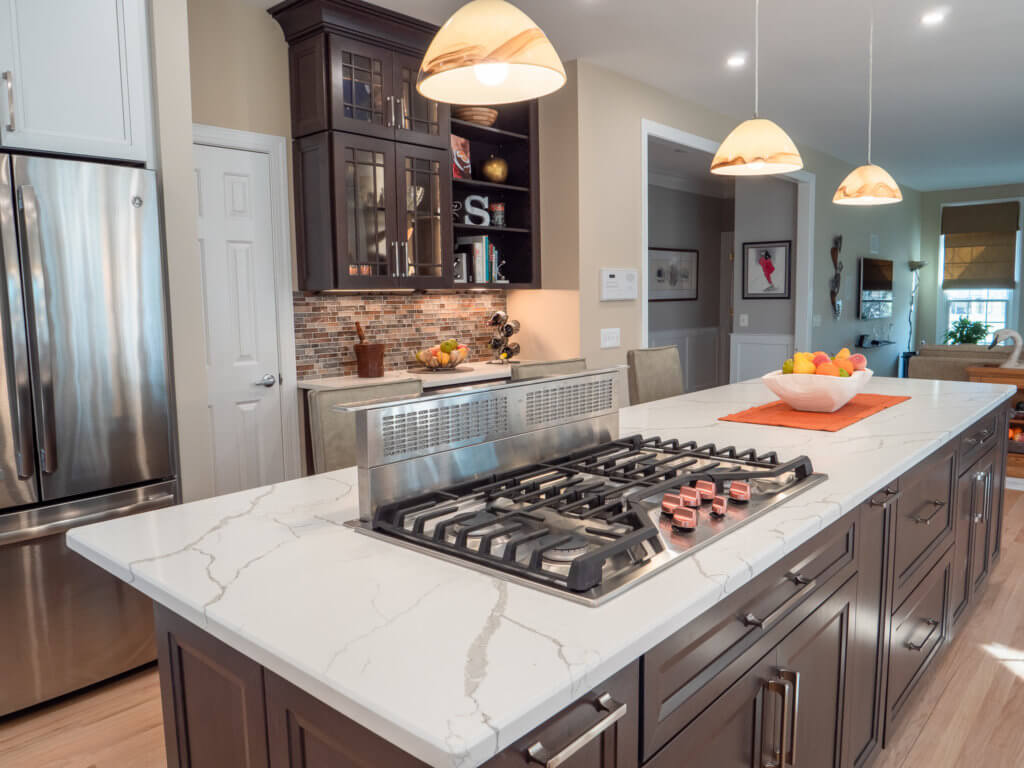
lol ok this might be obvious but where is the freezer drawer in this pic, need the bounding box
[0,481,176,716]
[11,154,173,502]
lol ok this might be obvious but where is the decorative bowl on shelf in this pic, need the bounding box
[761,369,874,413]
[414,343,470,371]
[453,107,498,127]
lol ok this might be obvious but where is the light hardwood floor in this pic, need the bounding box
[2,493,1024,768]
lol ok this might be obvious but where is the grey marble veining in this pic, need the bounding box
[66,376,1013,768]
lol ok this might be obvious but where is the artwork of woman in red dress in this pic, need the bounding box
[758,249,776,288]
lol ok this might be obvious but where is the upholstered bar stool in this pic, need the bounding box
[626,346,685,404]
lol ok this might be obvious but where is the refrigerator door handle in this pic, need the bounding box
[0,161,33,479]
[17,184,57,473]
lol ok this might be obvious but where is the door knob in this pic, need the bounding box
[255,374,277,388]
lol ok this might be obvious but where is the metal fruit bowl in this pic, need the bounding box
[413,345,469,370]
[761,369,874,413]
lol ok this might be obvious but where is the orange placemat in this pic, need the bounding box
[720,393,911,432]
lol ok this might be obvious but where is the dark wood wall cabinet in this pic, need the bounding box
[271,0,542,291]
[155,410,1008,768]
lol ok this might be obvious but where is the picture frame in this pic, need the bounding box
[742,240,792,299]
[649,247,698,301]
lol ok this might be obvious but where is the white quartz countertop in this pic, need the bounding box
[297,362,514,391]
[67,377,1014,768]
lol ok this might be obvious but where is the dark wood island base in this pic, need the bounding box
[154,410,1006,768]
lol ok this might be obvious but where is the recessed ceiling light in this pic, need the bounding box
[921,8,948,26]
[726,52,747,69]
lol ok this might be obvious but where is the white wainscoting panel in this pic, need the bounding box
[729,333,795,383]
[648,327,720,392]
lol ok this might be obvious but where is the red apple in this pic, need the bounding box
[812,352,831,367]
[849,353,867,371]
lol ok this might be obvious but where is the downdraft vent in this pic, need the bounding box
[381,396,510,457]
[525,379,615,427]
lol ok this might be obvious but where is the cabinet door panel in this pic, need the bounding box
[775,576,856,768]
[328,35,394,141]
[0,0,149,161]
[951,467,974,622]
[646,656,777,768]
[333,131,399,289]
[395,143,452,289]
[393,53,449,149]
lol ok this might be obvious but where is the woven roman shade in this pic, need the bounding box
[941,202,1020,290]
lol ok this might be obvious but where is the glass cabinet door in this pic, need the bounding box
[395,144,452,288]
[328,36,395,141]
[394,54,450,150]
[333,132,399,288]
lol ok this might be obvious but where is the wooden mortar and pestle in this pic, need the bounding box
[353,321,385,378]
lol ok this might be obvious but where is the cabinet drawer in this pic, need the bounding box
[959,410,999,470]
[641,513,858,760]
[892,446,954,606]
[483,661,638,767]
[886,550,951,737]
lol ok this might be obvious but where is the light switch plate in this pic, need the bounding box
[870,233,880,255]
[813,314,822,328]
[739,314,749,328]
[600,328,621,348]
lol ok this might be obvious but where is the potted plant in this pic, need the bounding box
[943,317,989,345]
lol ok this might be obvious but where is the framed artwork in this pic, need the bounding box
[649,248,698,301]
[742,240,792,299]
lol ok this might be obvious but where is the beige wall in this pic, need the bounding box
[916,183,1024,346]
[150,0,213,501]
[186,0,296,284]
[534,59,924,376]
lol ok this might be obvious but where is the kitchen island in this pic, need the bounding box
[67,377,1013,768]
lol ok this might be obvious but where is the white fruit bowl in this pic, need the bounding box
[761,369,874,413]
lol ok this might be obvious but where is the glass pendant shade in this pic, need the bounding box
[417,0,566,105]
[710,118,803,176]
[833,164,902,205]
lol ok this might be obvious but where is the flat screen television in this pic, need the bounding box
[859,257,893,319]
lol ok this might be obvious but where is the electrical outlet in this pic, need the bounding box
[739,314,749,328]
[600,328,621,348]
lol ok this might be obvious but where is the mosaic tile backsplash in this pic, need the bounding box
[293,291,508,379]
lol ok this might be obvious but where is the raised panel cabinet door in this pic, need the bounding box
[774,576,857,768]
[951,467,974,622]
[332,131,400,289]
[265,671,427,768]
[0,0,150,161]
[394,143,452,289]
[393,53,450,150]
[155,606,269,768]
[327,35,395,141]
[645,655,780,768]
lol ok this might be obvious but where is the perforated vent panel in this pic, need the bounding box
[525,378,615,427]
[381,396,510,457]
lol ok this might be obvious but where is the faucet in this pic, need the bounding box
[989,328,1024,368]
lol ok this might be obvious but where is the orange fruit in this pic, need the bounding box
[815,362,841,376]
[836,358,854,375]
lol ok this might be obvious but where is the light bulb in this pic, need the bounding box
[473,62,510,87]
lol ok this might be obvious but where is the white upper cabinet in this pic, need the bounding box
[0,0,151,162]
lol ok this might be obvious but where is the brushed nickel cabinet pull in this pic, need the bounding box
[386,95,395,128]
[742,574,817,631]
[911,500,945,525]
[2,71,13,131]
[906,617,940,651]
[779,668,800,766]
[761,676,793,767]
[526,692,626,767]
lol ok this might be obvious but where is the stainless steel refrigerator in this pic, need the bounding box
[0,153,177,716]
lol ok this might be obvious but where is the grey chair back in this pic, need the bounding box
[627,346,685,404]
[307,379,422,473]
[509,357,587,381]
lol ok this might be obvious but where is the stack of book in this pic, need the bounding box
[455,235,508,284]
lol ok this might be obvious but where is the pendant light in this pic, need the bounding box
[417,0,566,105]
[711,0,803,176]
[833,6,902,205]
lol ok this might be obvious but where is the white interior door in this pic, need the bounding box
[195,143,286,495]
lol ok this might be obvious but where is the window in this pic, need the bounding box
[944,287,1011,343]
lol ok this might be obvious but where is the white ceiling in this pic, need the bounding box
[264,0,1024,191]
